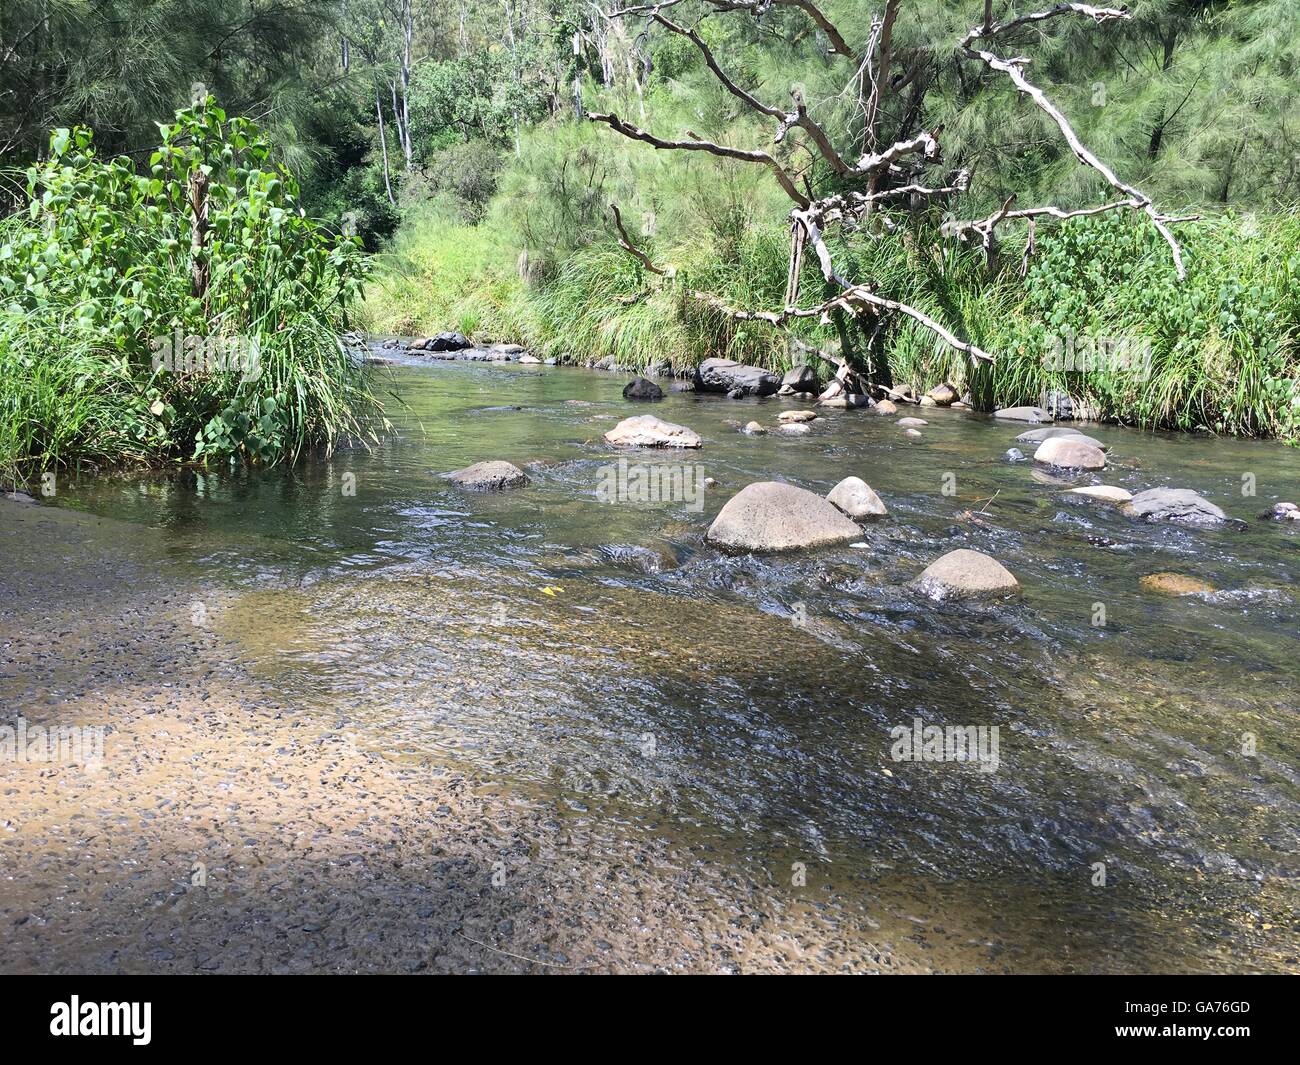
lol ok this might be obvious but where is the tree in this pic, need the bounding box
[589,1,1192,396]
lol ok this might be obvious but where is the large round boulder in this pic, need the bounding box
[1034,436,1106,470]
[926,383,958,406]
[694,358,781,396]
[622,377,664,401]
[827,477,887,519]
[914,549,1020,600]
[427,331,472,352]
[1124,488,1227,526]
[705,481,861,552]
[444,460,529,491]
[604,415,702,448]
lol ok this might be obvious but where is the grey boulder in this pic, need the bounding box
[694,358,780,396]
[914,549,1020,600]
[604,415,702,448]
[780,364,820,394]
[993,406,1051,423]
[1124,488,1228,526]
[622,377,664,401]
[706,481,861,552]
[445,460,529,491]
[827,477,887,519]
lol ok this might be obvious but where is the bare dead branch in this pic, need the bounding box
[609,203,671,275]
[964,43,1188,277]
[691,284,995,363]
[960,2,1129,49]
[587,110,811,207]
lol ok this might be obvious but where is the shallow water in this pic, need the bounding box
[9,353,1300,971]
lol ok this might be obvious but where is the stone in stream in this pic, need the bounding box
[1015,427,1108,450]
[778,409,818,423]
[926,383,959,406]
[826,477,887,519]
[1124,487,1227,526]
[781,365,820,394]
[818,394,871,409]
[1064,485,1132,504]
[903,428,923,439]
[694,357,781,396]
[604,415,702,448]
[1263,501,1300,521]
[993,405,1051,423]
[705,481,861,552]
[622,377,664,401]
[427,331,472,352]
[874,400,898,415]
[777,422,811,436]
[897,417,927,428]
[1140,572,1215,596]
[519,354,542,365]
[913,549,1020,600]
[741,421,766,435]
[444,460,529,491]
[1,488,37,504]
[1033,437,1106,470]
[1004,448,1027,462]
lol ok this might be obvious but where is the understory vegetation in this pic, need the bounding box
[0,102,384,483]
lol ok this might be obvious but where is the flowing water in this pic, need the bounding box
[6,350,1299,972]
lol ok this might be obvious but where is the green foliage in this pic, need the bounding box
[0,100,384,482]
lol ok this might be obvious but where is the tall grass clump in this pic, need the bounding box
[0,100,385,485]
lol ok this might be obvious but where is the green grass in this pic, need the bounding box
[363,204,1300,442]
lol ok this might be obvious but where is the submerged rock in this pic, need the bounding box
[444,460,529,491]
[1004,448,1027,462]
[897,417,928,428]
[705,481,861,552]
[1065,485,1132,503]
[778,409,818,423]
[903,428,923,439]
[742,421,766,436]
[604,415,702,448]
[1140,572,1215,595]
[777,422,812,436]
[1124,487,1227,526]
[993,405,1051,423]
[914,549,1020,600]
[694,357,780,396]
[622,377,664,401]
[1034,437,1106,470]
[827,477,887,519]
